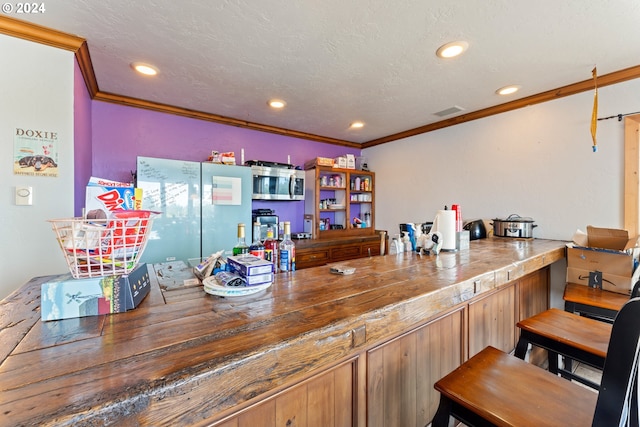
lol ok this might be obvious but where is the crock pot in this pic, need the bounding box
[492,214,537,238]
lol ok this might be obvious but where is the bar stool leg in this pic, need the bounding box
[514,336,529,359]
[431,396,455,427]
[548,350,560,374]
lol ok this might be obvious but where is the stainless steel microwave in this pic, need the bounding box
[251,165,305,200]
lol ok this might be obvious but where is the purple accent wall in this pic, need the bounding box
[73,61,93,217]
[89,101,361,232]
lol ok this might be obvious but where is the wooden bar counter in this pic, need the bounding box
[0,238,565,427]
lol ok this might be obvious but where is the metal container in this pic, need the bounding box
[492,214,537,238]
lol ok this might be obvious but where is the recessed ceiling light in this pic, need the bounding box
[436,41,469,59]
[131,62,159,76]
[350,121,365,129]
[268,99,286,109]
[496,85,521,95]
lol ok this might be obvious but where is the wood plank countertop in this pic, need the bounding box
[0,237,566,426]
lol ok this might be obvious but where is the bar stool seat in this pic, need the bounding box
[514,308,611,389]
[563,282,628,323]
[432,346,598,427]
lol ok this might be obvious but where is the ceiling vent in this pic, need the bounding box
[434,106,465,117]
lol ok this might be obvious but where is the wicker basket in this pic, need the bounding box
[49,211,155,279]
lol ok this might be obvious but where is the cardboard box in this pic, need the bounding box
[345,154,355,169]
[85,176,142,216]
[333,156,347,169]
[304,157,334,170]
[566,266,639,295]
[585,225,639,250]
[227,255,274,276]
[566,226,640,295]
[41,264,150,321]
[242,272,274,285]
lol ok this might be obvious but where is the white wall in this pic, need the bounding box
[0,35,74,299]
[364,78,640,307]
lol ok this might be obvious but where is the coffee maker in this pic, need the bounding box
[252,209,279,241]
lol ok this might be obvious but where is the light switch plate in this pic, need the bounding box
[15,186,33,206]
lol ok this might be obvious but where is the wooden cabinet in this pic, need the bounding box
[468,268,550,358]
[366,268,550,427]
[304,167,375,239]
[296,248,331,269]
[367,308,465,427]
[295,235,384,269]
[517,268,550,365]
[213,358,356,427]
[468,283,517,357]
[518,268,550,321]
[216,268,550,427]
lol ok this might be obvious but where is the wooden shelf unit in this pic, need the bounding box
[305,166,375,239]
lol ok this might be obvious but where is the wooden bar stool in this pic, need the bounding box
[560,281,638,377]
[514,308,610,389]
[431,297,640,427]
[563,282,628,323]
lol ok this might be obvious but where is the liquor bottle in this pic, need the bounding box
[232,223,249,255]
[279,221,295,272]
[264,224,279,272]
[249,221,265,259]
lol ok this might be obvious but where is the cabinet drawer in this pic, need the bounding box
[297,249,330,269]
[361,242,380,257]
[331,244,361,260]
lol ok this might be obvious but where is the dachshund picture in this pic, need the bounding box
[18,155,58,171]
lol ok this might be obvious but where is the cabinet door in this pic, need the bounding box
[518,267,549,321]
[518,268,550,366]
[296,248,331,269]
[330,243,361,261]
[468,284,516,357]
[367,308,464,427]
[213,359,355,427]
[361,241,381,257]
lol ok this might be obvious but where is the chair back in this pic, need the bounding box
[592,297,640,426]
[631,280,640,299]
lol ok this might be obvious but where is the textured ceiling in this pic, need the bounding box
[12,0,640,144]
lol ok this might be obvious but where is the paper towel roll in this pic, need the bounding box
[433,210,457,251]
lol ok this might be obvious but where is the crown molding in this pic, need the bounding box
[362,65,640,148]
[0,16,99,96]
[94,91,361,148]
[3,15,640,149]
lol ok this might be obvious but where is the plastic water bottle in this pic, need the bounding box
[279,221,295,272]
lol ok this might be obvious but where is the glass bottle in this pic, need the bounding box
[279,221,295,272]
[249,221,265,258]
[232,223,249,255]
[264,224,279,272]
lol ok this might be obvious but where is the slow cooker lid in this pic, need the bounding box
[493,214,534,223]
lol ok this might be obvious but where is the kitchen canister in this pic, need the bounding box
[432,209,457,251]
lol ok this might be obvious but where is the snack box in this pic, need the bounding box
[85,176,142,217]
[227,255,274,276]
[566,226,640,295]
[41,264,150,321]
